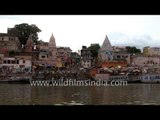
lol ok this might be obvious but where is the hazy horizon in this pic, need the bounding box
[0,15,160,52]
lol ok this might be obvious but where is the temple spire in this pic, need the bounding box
[101,34,112,51]
[49,33,56,49]
[98,34,113,62]
[26,34,34,45]
[25,34,34,52]
[48,33,57,66]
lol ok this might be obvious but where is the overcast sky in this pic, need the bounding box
[0,15,160,52]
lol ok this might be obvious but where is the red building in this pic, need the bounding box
[101,61,128,68]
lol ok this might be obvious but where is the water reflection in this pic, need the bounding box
[0,84,31,105]
[0,84,160,105]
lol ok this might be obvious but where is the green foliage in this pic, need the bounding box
[8,23,41,45]
[88,44,100,58]
[125,46,141,54]
[9,50,15,54]
[8,50,16,57]
[37,39,45,45]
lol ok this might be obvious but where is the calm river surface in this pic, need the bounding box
[0,84,160,105]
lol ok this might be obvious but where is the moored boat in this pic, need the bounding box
[140,74,160,83]
[94,73,141,83]
[0,75,32,84]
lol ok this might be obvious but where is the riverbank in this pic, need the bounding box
[1,69,160,84]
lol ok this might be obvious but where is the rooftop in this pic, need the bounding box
[0,33,17,37]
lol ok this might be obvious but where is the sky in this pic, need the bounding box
[0,15,160,52]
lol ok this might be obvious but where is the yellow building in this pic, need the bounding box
[143,46,149,55]
[56,58,62,68]
[143,46,160,56]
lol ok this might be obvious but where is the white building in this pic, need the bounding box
[81,59,92,68]
[15,56,32,71]
[132,55,160,67]
[113,53,131,64]
[112,46,127,53]
[1,56,32,72]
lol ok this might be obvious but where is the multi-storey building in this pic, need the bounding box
[1,56,32,72]
[81,46,93,68]
[143,46,160,56]
[0,33,21,55]
[112,46,127,53]
[57,47,72,66]
[132,55,160,67]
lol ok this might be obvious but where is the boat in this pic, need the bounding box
[94,72,160,83]
[139,74,160,83]
[94,73,141,83]
[0,75,32,84]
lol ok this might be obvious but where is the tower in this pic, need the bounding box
[49,33,57,66]
[25,34,34,52]
[98,34,113,62]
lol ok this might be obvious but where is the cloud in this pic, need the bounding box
[1,15,160,52]
[108,32,159,51]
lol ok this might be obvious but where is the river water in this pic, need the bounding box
[0,84,160,105]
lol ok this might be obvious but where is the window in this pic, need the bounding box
[8,60,10,64]
[3,60,6,64]
[117,56,120,58]
[12,60,15,64]
[41,56,45,58]
[59,52,64,54]
[145,76,148,80]
[16,60,19,64]
[23,60,25,64]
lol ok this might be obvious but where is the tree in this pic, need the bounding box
[37,39,45,45]
[9,50,16,57]
[88,44,100,58]
[8,23,41,45]
[125,46,141,54]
